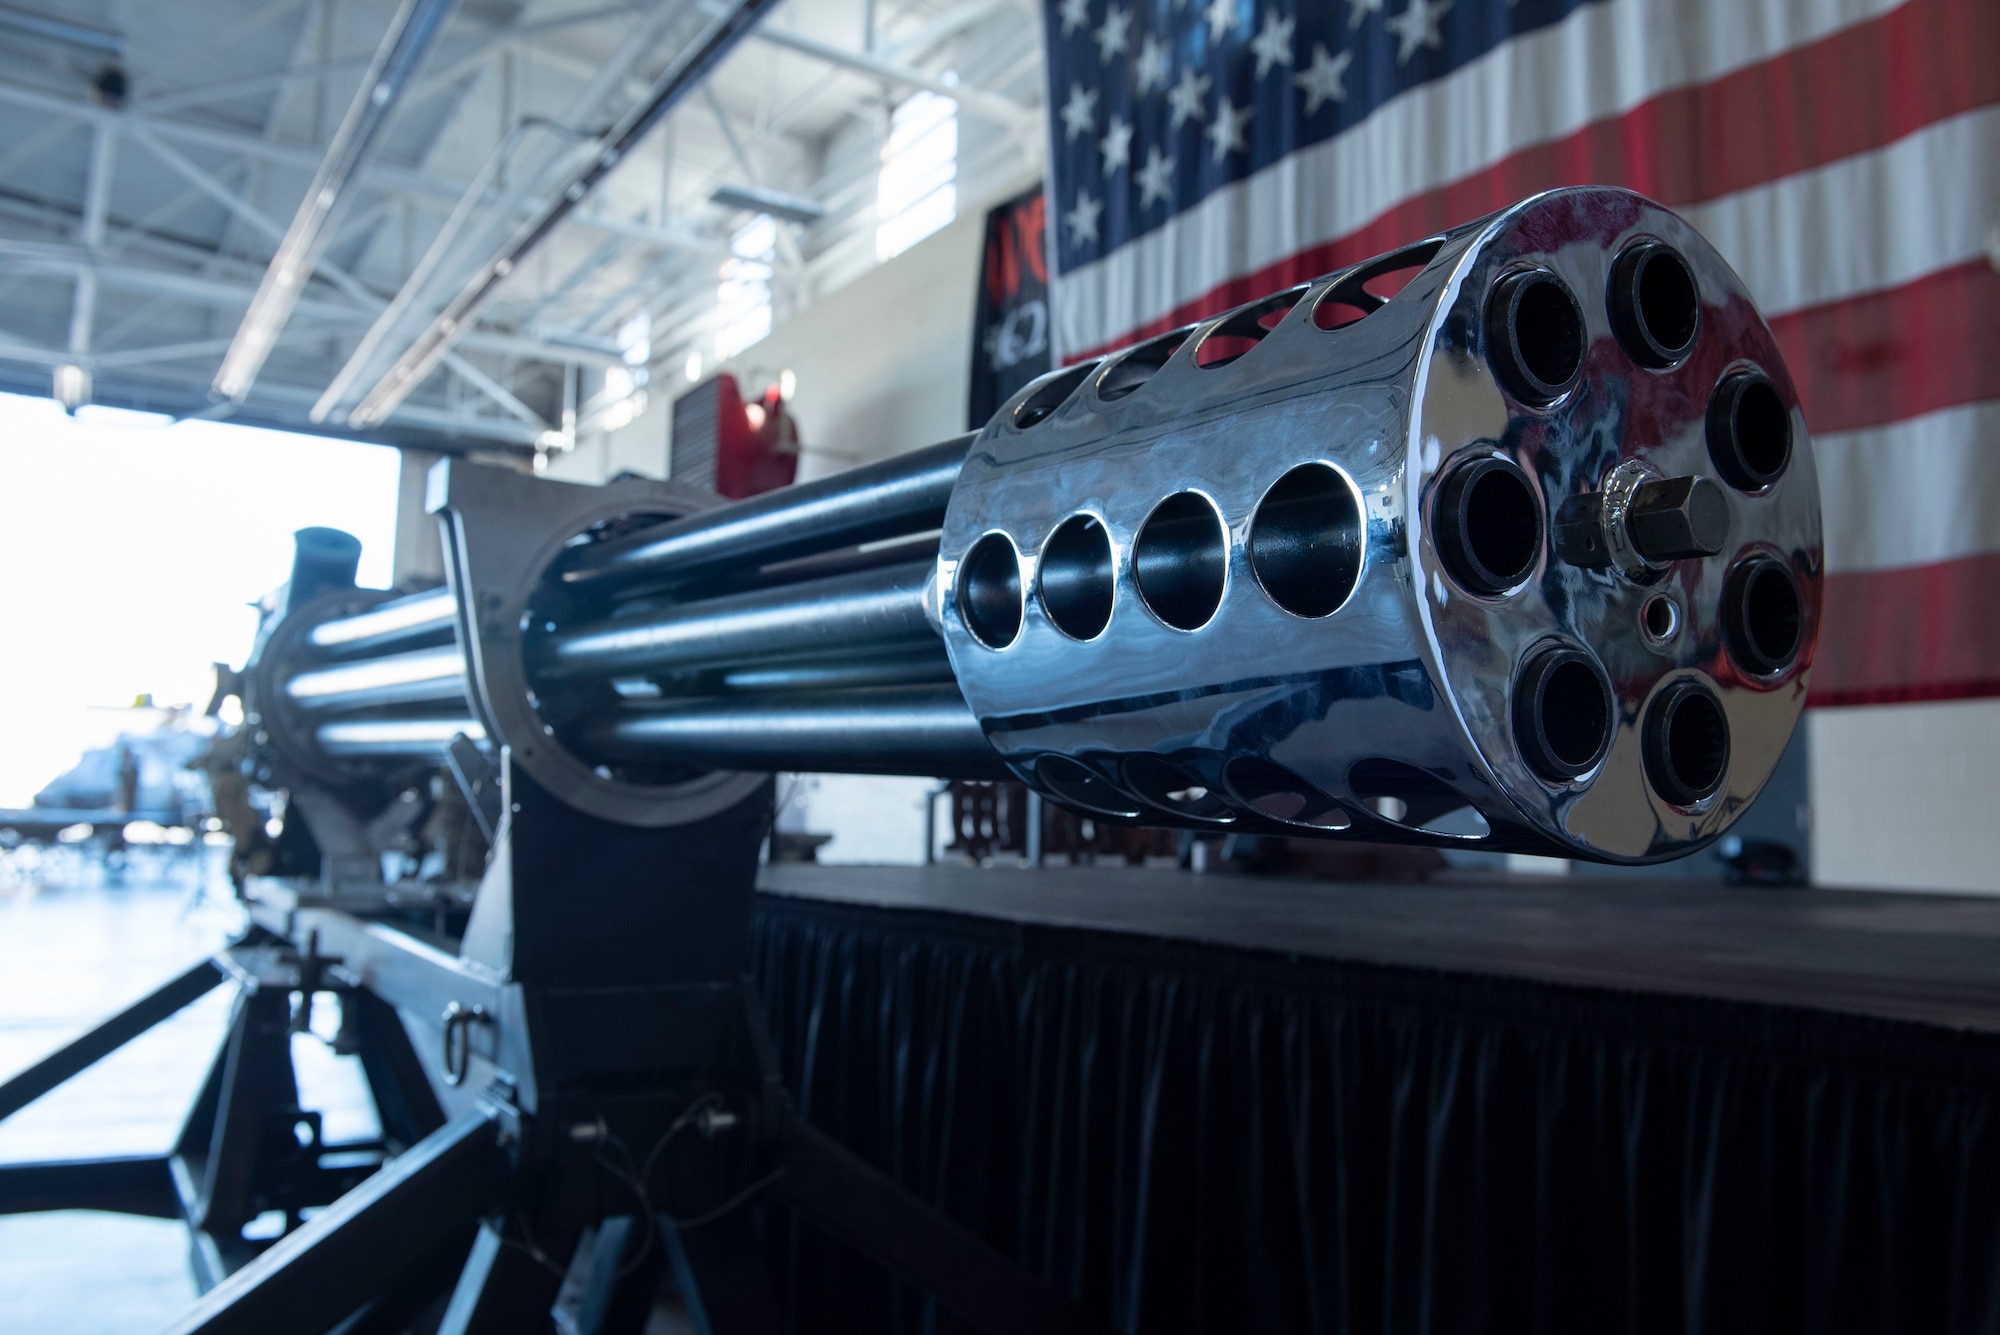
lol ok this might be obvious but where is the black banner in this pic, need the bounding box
[968,185,1051,430]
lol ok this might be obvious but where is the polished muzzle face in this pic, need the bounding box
[937,187,1821,863]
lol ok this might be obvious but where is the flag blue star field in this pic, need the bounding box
[1035,0,2000,707]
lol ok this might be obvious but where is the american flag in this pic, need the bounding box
[1039,0,2000,708]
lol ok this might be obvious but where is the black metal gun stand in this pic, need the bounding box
[0,756,1091,1335]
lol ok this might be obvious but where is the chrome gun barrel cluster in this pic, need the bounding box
[245,187,1820,864]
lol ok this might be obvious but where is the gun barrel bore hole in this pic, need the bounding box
[1134,492,1228,630]
[1249,463,1364,618]
[957,533,1023,649]
[1488,269,1585,404]
[1436,456,1543,595]
[1723,556,1804,675]
[1707,371,1793,489]
[1038,514,1115,640]
[1644,682,1730,806]
[1514,647,1615,781]
[1611,242,1700,367]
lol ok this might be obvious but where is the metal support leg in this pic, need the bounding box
[194,983,302,1250]
[0,957,225,1121]
[564,1214,669,1335]
[436,1217,571,1335]
[664,1214,784,1335]
[346,989,446,1151]
[160,1107,503,1335]
[0,1154,179,1218]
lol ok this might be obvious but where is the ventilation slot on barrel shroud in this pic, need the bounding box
[1249,463,1364,618]
[1038,514,1114,640]
[1123,755,1234,823]
[1348,759,1491,838]
[957,533,1023,649]
[1012,360,1100,429]
[1223,756,1352,829]
[1035,755,1142,818]
[1194,285,1308,368]
[1097,328,1190,402]
[1311,239,1444,330]
[1134,492,1228,631]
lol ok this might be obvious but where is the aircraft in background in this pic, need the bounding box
[0,698,214,848]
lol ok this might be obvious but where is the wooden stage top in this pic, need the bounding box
[759,863,2000,1035]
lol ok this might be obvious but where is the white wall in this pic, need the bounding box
[1809,698,2000,894]
[719,196,1002,479]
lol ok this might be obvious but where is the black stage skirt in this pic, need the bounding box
[747,865,2000,1335]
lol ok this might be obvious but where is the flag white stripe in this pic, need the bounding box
[1682,107,2000,318]
[1817,401,2000,573]
[1054,0,1903,352]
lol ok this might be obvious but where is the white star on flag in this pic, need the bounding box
[1294,43,1351,113]
[1065,189,1103,246]
[1387,0,1451,63]
[1095,4,1134,63]
[1347,0,1383,28]
[1167,66,1211,129]
[1206,94,1253,162]
[1059,83,1098,142]
[1203,0,1239,42]
[1058,0,1092,37]
[1136,145,1176,208]
[1100,115,1134,174]
[1248,11,1295,80]
[1135,34,1171,96]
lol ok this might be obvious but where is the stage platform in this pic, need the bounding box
[758,862,2000,1033]
[746,863,2000,1333]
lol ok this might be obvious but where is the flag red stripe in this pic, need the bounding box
[1069,0,1999,361]
[1809,553,2000,706]
[1771,260,2000,437]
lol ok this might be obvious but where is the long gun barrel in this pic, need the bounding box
[242,188,1820,864]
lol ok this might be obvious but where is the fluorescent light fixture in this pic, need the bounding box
[346,0,779,430]
[52,363,89,411]
[708,182,825,225]
[212,0,458,402]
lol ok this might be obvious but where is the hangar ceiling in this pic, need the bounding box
[0,0,1044,453]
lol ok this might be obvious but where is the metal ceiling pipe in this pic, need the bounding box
[577,686,1006,779]
[213,0,460,401]
[535,559,937,682]
[347,0,786,429]
[558,435,971,591]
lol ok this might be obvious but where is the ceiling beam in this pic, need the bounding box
[749,26,1037,130]
[0,77,715,255]
[0,238,622,366]
[214,0,461,402]
[346,0,783,429]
